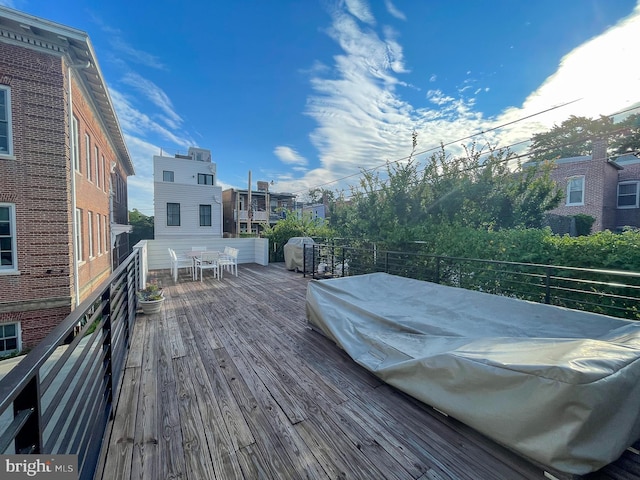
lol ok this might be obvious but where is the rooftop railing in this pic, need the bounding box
[304,243,640,321]
[0,248,140,480]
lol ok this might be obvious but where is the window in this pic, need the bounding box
[199,204,212,226]
[88,211,94,258]
[0,204,17,270]
[566,176,585,206]
[0,323,19,353]
[95,146,100,188]
[96,213,101,255]
[198,173,214,185]
[163,170,174,182]
[0,86,12,155]
[618,181,639,208]
[75,208,83,262]
[72,116,80,171]
[167,203,180,226]
[85,134,91,181]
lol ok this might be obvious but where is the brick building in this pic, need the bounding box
[0,6,134,352]
[543,139,640,232]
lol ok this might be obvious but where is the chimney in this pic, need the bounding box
[591,138,607,162]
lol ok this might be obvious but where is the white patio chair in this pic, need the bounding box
[219,247,238,276]
[196,251,221,281]
[169,248,193,282]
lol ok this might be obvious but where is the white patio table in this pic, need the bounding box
[185,250,223,280]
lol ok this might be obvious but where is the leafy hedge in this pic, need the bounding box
[396,226,640,272]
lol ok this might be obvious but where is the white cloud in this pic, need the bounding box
[474,2,640,155]
[0,0,18,8]
[110,37,166,70]
[517,4,640,125]
[90,15,166,70]
[109,88,194,148]
[276,1,640,199]
[427,89,454,106]
[384,0,406,21]
[121,72,183,129]
[274,146,308,166]
[344,0,375,25]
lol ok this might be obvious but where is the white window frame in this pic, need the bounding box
[566,176,585,206]
[88,211,94,259]
[72,115,80,171]
[85,133,91,181]
[0,203,17,272]
[101,155,106,192]
[103,215,108,254]
[75,208,83,263]
[95,145,100,188]
[617,181,639,209]
[0,322,20,354]
[163,170,174,182]
[0,86,13,156]
[96,213,101,255]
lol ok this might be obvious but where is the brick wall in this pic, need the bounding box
[70,72,114,300]
[0,43,72,302]
[546,143,640,232]
[548,158,606,231]
[0,43,115,350]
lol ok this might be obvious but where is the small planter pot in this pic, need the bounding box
[139,297,164,314]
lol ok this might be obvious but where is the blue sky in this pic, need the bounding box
[3,0,640,215]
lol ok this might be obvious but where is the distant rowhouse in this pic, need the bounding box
[0,6,134,352]
[222,181,296,236]
[531,139,640,233]
[153,147,223,239]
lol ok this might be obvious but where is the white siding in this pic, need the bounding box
[153,155,223,238]
[144,237,268,270]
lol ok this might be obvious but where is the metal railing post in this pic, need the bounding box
[13,375,42,454]
[545,267,552,304]
[101,288,114,407]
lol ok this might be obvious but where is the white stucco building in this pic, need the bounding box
[153,147,223,239]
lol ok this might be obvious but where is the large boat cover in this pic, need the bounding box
[305,273,640,474]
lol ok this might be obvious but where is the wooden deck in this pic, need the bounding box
[97,263,640,480]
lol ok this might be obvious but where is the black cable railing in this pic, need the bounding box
[0,248,140,480]
[304,243,640,320]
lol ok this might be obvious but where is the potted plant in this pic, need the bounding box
[137,283,164,314]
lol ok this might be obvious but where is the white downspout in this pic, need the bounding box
[67,61,90,307]
[68,66,80,307]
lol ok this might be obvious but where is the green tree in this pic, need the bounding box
[262,210,335,262]
[129,209,154,247]
[528,114,640,162]
[332,142,562,249]
[306,187,336,204]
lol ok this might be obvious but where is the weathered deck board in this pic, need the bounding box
[99,263,640,480]
[156,321,187,480]
[130,315,159,480]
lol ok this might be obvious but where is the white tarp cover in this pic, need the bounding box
[283,237,315,271]
[305,273,640,475]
